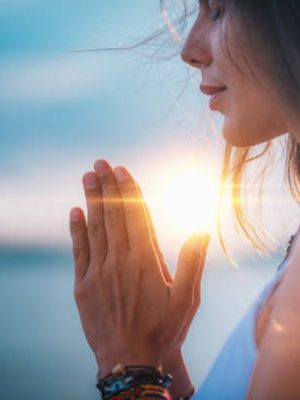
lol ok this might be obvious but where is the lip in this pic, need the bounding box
[199,84,227,96]
[199,84,228,110]
[208,88,227,110]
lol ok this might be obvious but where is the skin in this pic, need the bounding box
[181,0,289,146]
[70,0,300,398]
[70,160,209,397]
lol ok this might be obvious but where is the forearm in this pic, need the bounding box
[162,349,195,398]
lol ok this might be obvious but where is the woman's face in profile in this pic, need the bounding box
[181,0,288,147]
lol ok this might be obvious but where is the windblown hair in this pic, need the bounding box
[159,0,300,257]
[74,0,300,258]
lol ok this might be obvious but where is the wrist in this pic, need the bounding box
[162,348,195,399]
[96,364,174,400]
[96,348,162,379]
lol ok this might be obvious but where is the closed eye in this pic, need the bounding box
[199,0,224,22]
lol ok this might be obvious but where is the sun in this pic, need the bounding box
[156,168,220,237]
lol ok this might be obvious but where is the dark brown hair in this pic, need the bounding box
[159,0,300,257]
[74,0,300,258]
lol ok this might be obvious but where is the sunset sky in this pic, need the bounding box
[1,0,298,259]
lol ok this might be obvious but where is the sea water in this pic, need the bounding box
[0,246,282,400]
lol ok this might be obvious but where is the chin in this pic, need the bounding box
[223,133,259,147]
[222,120,252,147]
[222,118,276,147]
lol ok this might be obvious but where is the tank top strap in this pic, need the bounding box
[255,232,299,315]
[277,231,299,273]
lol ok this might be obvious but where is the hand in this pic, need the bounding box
[136,182,209,358]
[69,159,210,378]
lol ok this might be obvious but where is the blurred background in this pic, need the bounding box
[1,1,300,399]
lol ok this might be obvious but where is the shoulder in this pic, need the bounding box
[246,233,300,398]
[272,232,300,320]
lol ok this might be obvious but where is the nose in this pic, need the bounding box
[181,21,212,68]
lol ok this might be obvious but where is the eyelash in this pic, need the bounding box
[200,0,223,22]
[210,7,222,21]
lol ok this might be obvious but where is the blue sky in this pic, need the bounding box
[0,1,208,247]
[1,0,298,258]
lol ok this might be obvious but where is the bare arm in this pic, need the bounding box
[163,349,195,398]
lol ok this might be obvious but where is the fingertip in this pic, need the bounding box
[201,232,210,246]
[94,159,111,177]
[70,207,84,223]
[82,171,99,191]
[114,166,130,183]
[190,232,210,255]
[94,159,105,169]
[82,171,94,181]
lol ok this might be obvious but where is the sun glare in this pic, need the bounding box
[156,168,220,237]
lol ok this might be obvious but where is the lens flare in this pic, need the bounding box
[157,169,219,236]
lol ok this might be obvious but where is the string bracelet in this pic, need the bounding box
[107,384,170,400]
[96,364,173,400]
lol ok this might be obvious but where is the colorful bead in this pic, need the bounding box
[106,383,171,400]
[97,364,173,400]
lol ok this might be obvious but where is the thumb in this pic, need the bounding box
[173,233,210,302]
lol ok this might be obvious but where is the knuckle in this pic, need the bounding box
[73,245,82,260]
[102,178,115,192]
[73,282,88,303]
[130,250,150,273]
[105,207,119,228]
[178,293,193,310]
[137,239,153,256]
[125,205,137,222]
[71,222,83,236]
[73,245,88,261]
[120,182,134,195]
[106,251,125,268]
[88,221,103,236]
[193,296,201,310]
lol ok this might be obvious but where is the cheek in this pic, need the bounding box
[220,87,288,146]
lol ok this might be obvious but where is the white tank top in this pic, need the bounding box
[194,235,295,400]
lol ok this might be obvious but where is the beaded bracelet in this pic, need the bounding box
[102,384,195,400]
[96,364,173,400]
[108,384,171,400]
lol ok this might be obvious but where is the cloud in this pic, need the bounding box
[0,55,109,104]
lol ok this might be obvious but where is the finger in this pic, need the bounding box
[83,171,107,265]
[94,160,128,253]
[173,233,210,304]
[69,207,90,280]
[135,181,173,284]
[193,235,210,306]
[114,166,153,253]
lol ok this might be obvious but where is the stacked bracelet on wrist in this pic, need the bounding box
[96,364,173,400]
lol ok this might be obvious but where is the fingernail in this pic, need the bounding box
[191,233,210,255]
[95,160,110,177]
[114,167,129,183]
[84,173,98,190]
[70,208,82,223]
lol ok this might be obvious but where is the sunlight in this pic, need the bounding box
[155,167,220,237]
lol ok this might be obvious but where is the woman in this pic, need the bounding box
[69,0,300,398]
